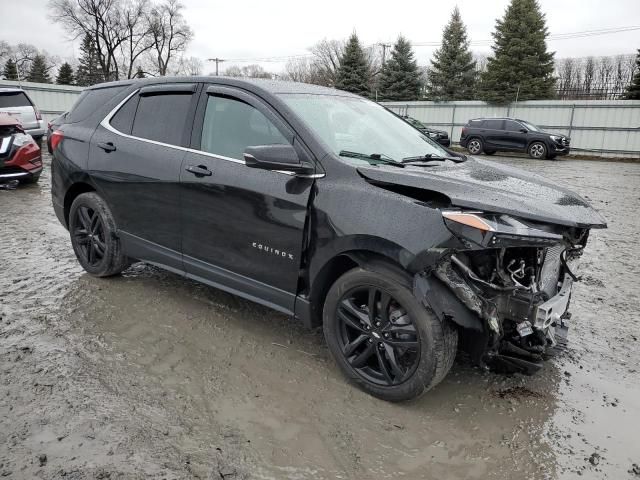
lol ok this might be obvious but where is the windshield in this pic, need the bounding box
[280,94,450,164]
[520,120,541,132]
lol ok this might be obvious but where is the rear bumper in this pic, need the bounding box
[25,127,45,139]
[0,165,42,180]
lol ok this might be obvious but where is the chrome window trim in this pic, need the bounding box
[99,88,325,178]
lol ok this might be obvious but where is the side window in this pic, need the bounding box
[483,119,504,130]
[200,95,289,160]
[110,95,139,134]
[505,120,524,132]
[131,92,193,146]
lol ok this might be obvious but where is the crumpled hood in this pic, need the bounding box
[357,157,607,229]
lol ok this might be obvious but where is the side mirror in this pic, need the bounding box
[519,128,528,134]
[244,144,314,175]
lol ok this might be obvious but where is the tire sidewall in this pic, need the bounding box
[69,192,124,277]
[529,141,547,159]
[323,268,440,402]
[467,137,483,155]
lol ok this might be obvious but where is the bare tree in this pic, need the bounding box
[172,55,203,76]
[223,64,273,79]
[282,57,315,83]
[309,39,343,86]
[583,56,595,94]
[119,0,155,79]
[49,0,128,80]
[147,0,192,76]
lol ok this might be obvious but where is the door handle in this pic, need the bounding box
[97,142,116,152]
[185,164,212,177]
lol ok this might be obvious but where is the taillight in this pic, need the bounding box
[461,127,467,136]
[50,130,64,151]
[35,108,42,121]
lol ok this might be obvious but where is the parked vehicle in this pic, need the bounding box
[459,117,570,159]
[47,112,68,154]
[0,113,43,183]
[51,78,606,402]
[400,114,451,147]
[0,88,45,149]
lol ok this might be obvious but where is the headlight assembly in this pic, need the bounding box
[442,210,564,247]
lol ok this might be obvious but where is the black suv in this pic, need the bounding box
[51,78,605,401]
[460,118,570,159]
[400,115,451,147]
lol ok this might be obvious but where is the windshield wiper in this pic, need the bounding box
[401,153,465,164]
[338,150,404,167]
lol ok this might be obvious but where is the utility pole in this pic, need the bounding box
[207,57,225,76]
[378,43,392,65]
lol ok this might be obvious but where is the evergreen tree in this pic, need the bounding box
[625,49,640,100]
[56,62,74,85]
[135,66,146,79]
[27,54,51,83]
[427,7,476,100]
[335,33,371,97]
[479,0,556,103]
[75,34,104,86]
[2,58,19,80]
[378,36,422,101]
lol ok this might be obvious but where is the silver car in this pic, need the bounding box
[0,88,45,148]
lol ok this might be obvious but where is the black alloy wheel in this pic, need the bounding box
[73,205,107,267]
[336,286,420,386]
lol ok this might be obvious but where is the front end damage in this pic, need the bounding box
[415,211,591,374]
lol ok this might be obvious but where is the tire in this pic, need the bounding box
[323,267,458,402]
[484,150,496,156]
[528,141,548,159]
[69,192,129,277]
[466,138,483,155]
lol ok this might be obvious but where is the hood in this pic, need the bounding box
[357,157,606,229]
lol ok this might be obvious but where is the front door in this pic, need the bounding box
[179,85,316,313]
[89,83,199,270]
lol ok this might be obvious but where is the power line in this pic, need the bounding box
[217,25,640,64]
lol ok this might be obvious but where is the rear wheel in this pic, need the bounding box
[323,268,458,402]
[69,192,129,277]
[528,141,548,159]
[466,138,483,155]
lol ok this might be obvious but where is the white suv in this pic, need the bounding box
[0,88,45,148]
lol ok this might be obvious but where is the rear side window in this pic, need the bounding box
[67,86,126,123]
[131,93,193,146]
[0,92,31,108]
[483,119,504,130]
[468,120,482,127]
[110,95,139,135]
[200,95,289,160]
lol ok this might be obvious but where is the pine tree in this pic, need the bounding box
[75,34,104,86]
[625,49,640,100]
[479,0,556,103]
[335,33,371,97]
[2,58,19,80]
[56,62,74,85]
[27,55,51,83]
[378,36,422,101]
[135,66,146,79]
[427,7,476,100]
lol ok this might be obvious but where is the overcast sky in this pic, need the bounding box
[2,0,640,73]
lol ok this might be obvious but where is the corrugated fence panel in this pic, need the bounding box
[384,99,640,158]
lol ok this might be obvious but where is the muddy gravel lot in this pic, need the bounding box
[1,153,639,480]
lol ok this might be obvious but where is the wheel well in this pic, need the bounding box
[307,251,409,328]
[64,182,95,226]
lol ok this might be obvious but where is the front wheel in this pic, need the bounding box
[69,192,129,277]
[323,268,458,402]
[528,141,548,159]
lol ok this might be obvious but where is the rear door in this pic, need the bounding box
[179,85,316,313]
[481,119,505,149]
[501,120,528,151]
[89,83,199,270]
[0,91,38,130]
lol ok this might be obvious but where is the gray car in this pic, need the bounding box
[0,88,45,148]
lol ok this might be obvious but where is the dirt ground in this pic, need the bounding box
[1,153,639,480]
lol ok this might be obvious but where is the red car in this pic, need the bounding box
[0,113,43,184]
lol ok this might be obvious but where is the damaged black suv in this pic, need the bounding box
[51,78,606,402]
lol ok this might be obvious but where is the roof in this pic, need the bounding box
[0,87,25,93]
[88,76,358,98]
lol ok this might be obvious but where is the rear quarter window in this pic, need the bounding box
[66,85,127,123]
[0,92,32,108]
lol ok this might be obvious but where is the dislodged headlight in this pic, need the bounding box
[442,210,563,247]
